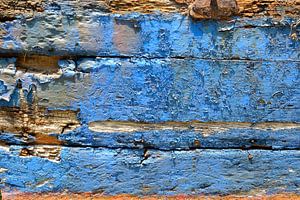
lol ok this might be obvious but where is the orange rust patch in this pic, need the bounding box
[2,193,300,200]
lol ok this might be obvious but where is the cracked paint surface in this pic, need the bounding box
[0,146,299,194]
[0,0,299,198]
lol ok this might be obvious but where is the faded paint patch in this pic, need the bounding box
[113,19,141,54]
[88,121,300,136]
[77,20,104,52]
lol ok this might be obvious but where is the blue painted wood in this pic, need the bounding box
[58,124,300,150]
[33,58,299,123]
[1,123,299,150]
[1,57,299,123]
[0,146,299,195]
[0,2,299,196]
[0,13,299,61]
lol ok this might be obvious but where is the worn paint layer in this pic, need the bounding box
[41,58,300,123]
[0,0,300,197]
[0,146,299,195]
[1,57,299,123]
[0,14,299,60]
[1,120,299,149]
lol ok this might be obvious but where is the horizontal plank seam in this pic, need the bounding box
[2,144,300,151]
[1,55,300,63]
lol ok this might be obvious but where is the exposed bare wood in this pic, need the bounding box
[0,105,80,144]
[88,121,300,136]
[16,55,61,73]
[0,0,299,20]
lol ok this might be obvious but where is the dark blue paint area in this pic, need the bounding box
[0,147,299,194]
[64,58,300,123]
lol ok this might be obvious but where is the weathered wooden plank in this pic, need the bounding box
[1,120,300,150]
[1,0,299,19]
[60,121,300,150]
[0,13,299,60]
[0,57,299,123]
[0,146,299,195]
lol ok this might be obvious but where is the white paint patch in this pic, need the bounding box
[0,167,8,173]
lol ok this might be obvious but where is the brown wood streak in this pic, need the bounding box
[88,121,300,136]
[16,55,61,73]
[0,0,44,21]
[106,0,300,18]
[0,0,299,20]
[2,193,300,200]
[0,106,80,145]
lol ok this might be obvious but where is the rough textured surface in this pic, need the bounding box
[0,56,299,150]
[36,58,300,123]
[0,14,299,60]
[1,0,299,19]
[0,146,300,195]
[0,0,44,21]
[2,193,300,200]
[0,0,299,198]
[1,57,299,123]
[1,120,300,149]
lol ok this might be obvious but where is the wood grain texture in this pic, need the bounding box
[0,146,299,195]
[1,0,299,18]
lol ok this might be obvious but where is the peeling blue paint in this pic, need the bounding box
[0,146,299,195]
[69,58,299,123]
[0,14,299,60]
